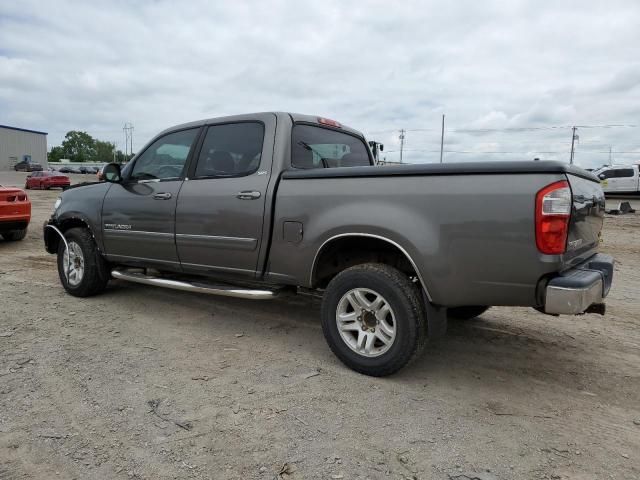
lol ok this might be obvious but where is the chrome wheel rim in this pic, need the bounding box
[63,241,85,286]
[336,288,396,358]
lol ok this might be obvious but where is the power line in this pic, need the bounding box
[384,149,640,154]
[368,123,639,136]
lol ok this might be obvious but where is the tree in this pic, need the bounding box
[48,145,65,163]
[49,130,136,164]
[62,131,96,162]
[114,150,134,164]
[95,140,116,164]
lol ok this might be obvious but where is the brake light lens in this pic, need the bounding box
[535,180,571,254]
[317,117,341,128]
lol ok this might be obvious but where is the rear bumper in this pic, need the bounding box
[544,253,614,315]
[0,219,29,232]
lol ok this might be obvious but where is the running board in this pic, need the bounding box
[111,269,278,300]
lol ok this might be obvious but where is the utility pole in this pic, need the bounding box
[609,146,613,165]
[439,114,445,163]
[399,129,405,163]
[123,122,134,159]
[569,126,578,164]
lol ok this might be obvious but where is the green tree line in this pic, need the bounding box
[48,131,134,163]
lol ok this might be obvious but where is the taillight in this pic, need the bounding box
[535,180,571,254]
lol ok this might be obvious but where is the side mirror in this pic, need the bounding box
[598,174,606,180]
[103,163,122,183]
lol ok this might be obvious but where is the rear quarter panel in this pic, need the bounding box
[268,172,572,306]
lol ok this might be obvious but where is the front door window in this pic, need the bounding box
[130,129,199,181]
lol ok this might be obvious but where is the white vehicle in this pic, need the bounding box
[593,164,640,194]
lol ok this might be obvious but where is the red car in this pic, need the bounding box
[0,185,31,241]
[25,171,71,190]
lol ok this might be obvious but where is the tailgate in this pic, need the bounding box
[565,173,605,260]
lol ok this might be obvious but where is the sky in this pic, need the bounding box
[1,0,639,168]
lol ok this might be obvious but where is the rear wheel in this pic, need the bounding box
[448,306,490,321]
[321,263,427,377]
[2,229,27,241]
[56,227,110,297]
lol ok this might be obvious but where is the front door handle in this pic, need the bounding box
[153,192,172,200]
[236,191,261,200]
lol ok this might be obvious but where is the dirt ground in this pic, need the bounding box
[1,171,639,480]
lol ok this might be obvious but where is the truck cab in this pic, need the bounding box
[593,164,640,194]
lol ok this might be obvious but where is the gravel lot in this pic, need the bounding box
[1,171,639,480]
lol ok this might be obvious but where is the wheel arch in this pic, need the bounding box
[45,215,99,254]
[310,233,433,301]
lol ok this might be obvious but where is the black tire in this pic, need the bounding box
[321,263,427,377]
[2,229,27,241]
[448,306,490,321]
[56,227,110,297]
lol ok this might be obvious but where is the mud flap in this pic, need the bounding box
[423,293,447,339]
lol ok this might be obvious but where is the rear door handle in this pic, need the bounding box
[153,192,172,200]
[236,191,261,200]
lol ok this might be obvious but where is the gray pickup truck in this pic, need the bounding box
[44,112,614,376]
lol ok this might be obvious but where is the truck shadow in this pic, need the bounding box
[105,281,599,393]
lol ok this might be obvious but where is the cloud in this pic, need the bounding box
[1,0,639,168]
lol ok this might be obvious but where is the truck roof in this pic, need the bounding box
[157,112,365,139]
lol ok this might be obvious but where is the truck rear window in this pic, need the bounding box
[291,124,371,169]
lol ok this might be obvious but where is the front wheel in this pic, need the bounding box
[56,227,110,297]
[321,263,427,377]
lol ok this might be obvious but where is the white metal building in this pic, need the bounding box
[0,125,48,171]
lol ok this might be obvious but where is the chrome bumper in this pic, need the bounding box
[544,254,614,315]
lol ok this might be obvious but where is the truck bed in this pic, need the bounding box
[269,161,602,307]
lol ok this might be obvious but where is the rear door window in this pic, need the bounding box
[194,122,264,178]
[615,169,634,178]
[291,124,371,169]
